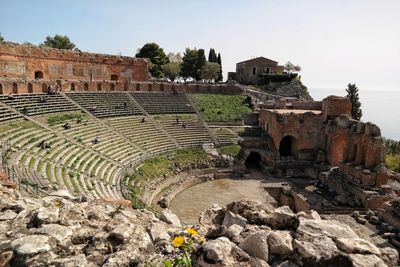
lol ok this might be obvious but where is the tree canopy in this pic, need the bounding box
[135,43,169,78]
[0,33,4,42]
[284,61,301,73]
[41,34,76,50]
[163,62,181,82]
[346,83,362,120]
[201,62,220,81]
[208,48,217,63]
[180,48,198,80]
[195,49,207,80]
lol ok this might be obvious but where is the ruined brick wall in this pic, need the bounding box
[259,109,325,157]
[259,95,396,188]
[0,42,148,86]
[321,95,352,120]
[0,77,243,95]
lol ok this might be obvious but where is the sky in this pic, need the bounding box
[0,0,399,91]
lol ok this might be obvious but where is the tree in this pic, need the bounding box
[200,62,220,82]
[208,48,217,63]
[195,49,206,80]
[41,34,76,50]
[284,61,301,73]
[217,53,223,82]
[163,62,181,82]
[135,43,169,78]
[180,48,198,81]
[346,83,362,120]
[0,33,4,42]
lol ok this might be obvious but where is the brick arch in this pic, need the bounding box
[0,83,3,95]
[42,83,47,93]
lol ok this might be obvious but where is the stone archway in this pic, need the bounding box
[279,135,297,158]
[245,151,262,169]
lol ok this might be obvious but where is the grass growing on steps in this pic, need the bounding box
[193,94,252,122]
[47,112,85,126]
[128,148,208,197]
[218,144,242,157]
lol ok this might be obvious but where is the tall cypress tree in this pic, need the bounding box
[217,53,223,82]
[195,49,206,81]
[346,83,362,120]
[208,48,217,63]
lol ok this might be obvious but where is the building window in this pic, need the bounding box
[84,83,89,91]
[110,83,115,91]
[71,83,76,91]
[0,83,3,95]
[111,75,118,81]
[136,83,140,91]
[42,83,47,93]
[266,67,270,74]
[252,67,256,75]
[97,83,102,91]
[34,71,44,79]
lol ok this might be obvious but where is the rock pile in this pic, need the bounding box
[0,182,398,266]
[196,200,398,266]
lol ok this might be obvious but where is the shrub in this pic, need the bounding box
[260,73,298,83]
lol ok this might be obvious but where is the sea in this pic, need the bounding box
[308,88,400,140]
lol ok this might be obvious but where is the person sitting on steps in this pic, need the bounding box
[8,93,15,100]
[38,140,51,149]
[39,95,47,103]
[21,107,28,115]
[90,106,97,113]
[63,122,71,130]
[182,122,187,128]
[176,116,180,124]
[76,117,82,124]
[141,117,146,123]
[92,137,100,144]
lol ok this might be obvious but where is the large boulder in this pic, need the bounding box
[293,236,338,263]
[159,209,181,227]
[226,200,274,224]
[267,230,293,256]
[335,238,381,255]
[296,217,358,239]
[202,237,251,265]
[239,231,269,262]
[347,254,387,267]
[10,235,51,256]
[199,204,226,226]
[223,211,248,228]
[266,206,298,229]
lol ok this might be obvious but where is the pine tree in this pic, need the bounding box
[346,83,362,120]
[180,48,198,81]
[195,49,206,81]
[208,48,217,63]
[217,53,223,82]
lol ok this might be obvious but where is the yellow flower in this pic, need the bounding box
[186,228,199,237]
[172,236,185,248]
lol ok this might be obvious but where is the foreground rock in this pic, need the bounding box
[0,182,398,267]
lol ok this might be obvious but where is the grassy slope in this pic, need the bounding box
[193,94,252,122]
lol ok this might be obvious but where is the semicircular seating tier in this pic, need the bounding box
[0,92,218,200]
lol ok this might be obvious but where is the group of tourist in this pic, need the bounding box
[176,116,187,128]
[47,84,61,95]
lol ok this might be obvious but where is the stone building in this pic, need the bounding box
[0,42,148,93]
[250,96,398,209]
[235,57,284,85]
